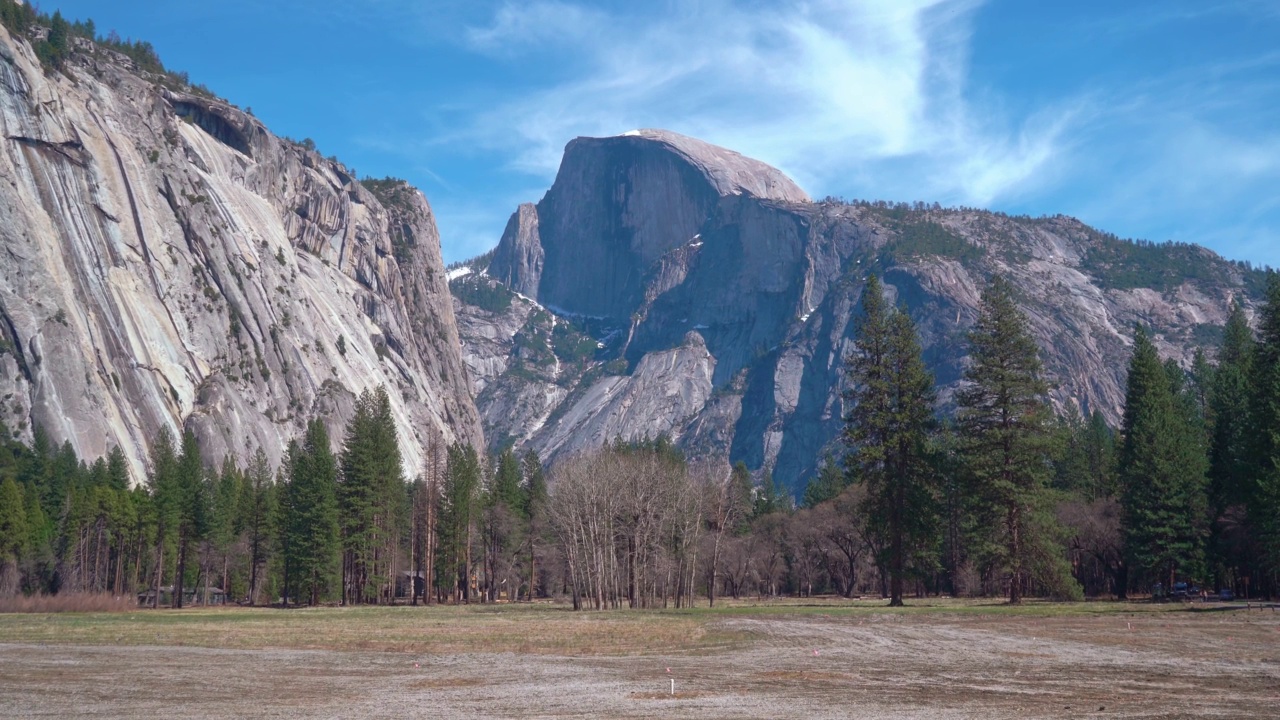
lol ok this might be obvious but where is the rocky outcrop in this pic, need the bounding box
[488,203,542,299]
[488,129,811,322]
[464,130,1260,493]
[0,25,482,482]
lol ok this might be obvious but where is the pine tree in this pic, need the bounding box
[958,276,1075,603]
[0,477,28,594]
[39,10,70,69]
[1119,326,1210,590]
[521,450,546,600]
[338,386,406,604]
[147,429,179,607]
[1083,410,1117,499]
[492,449,524,518]
[171,430,207,608]
[210,457,243,601]
[802,455,850,509]
[752,470,780,518]
[1052,412,1091,493]
[240,448,275,605]
[1250,274,1280,589]
[482,449,525,602]
[105,446,130,492]
[277,420,340,606]
[439,443,480,602]
[1211,302,1255,515]
[727,462,755,534]
[844,275,939,606]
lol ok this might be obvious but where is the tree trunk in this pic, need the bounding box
[527,536,536,602]
[464,520,472,603]
[1008,504,1022,604]
[174,539,187,609]
[152,545,163,609]
[425,491,436,605]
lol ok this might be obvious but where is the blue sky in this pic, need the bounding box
[45,1,1280,267]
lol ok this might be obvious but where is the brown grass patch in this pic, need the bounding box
[0,604,736,656]
[0,593,136,613]
[755,670,851,682]
[408,677,485,690]
[629,691,709,700]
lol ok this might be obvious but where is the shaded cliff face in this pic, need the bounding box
[0,27,482,482]
[490,128,810,322]
[469,130,1259,493]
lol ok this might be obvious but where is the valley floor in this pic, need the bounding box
[0,600,1276,718]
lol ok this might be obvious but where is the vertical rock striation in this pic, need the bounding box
[0,26,482,482]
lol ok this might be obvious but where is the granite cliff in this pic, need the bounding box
[0,24,482,482]
[461,129,1261,493]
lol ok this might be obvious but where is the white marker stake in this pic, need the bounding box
[670,678,675,696]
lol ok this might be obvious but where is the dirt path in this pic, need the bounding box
[2,607,1277,718]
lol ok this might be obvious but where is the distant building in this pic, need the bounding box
[137,586,227,607]
[396,571,425,600]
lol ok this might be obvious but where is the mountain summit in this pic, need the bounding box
[488,130,809,319]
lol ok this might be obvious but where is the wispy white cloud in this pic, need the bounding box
[1049,48,1280,265]
[465,1,609,54]
[346,0,1278,266]
[451,0,1067,208]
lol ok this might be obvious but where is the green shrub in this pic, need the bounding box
[450,276,514,314]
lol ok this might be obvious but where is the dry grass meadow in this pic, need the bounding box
[1,598,1277,718]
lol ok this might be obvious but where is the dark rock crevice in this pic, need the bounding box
[6,135,89,167]
[0,300,32,383]
[170,98,253,158]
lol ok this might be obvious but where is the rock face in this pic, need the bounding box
[466,130,1260,493]
[489,129,810,321]
[0,26,482,482]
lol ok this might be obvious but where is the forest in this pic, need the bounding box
[1,273,1278,608]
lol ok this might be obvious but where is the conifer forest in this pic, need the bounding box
[3,274,1278,608]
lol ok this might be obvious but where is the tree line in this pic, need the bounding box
[2,276,1279,607]
[0,387,542,607]
[798,272,1280,603]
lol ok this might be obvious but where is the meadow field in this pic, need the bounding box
[1,599,1277,718]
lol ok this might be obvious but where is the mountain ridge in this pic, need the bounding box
[0,20,482,481]
[459,130,1263,492]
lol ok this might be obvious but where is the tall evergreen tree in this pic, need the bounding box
[1083,410,1118,499]
[277,419,340,606]
[844,275,939,606]
[492,449,524,518]
[0,477,28,594]
[1210,302,1255,515]
[147,429,179,607]
[1190,348,1215,427]
[105,446,130,492]
[171,430,207,608]
[1250,275,1280,589]
[521,450,546,600]
[482,449,525,602]
[958,276,1076,603]
[338,386,406,604]
[752,470,780,519]
[240,447,275,605]
[803,455,851,509]
[439,443,480,602]
[1119,326,1209,590]
[210,457,243,600]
